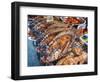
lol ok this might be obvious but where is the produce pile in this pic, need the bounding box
[28,15,88,66]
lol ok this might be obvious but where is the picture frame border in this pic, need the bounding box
[11,1,98,80]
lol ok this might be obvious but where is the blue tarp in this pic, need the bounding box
[28,39,40,66]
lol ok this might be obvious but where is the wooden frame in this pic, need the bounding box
[11,1,98,80]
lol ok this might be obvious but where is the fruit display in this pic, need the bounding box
[28,15,88,66]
